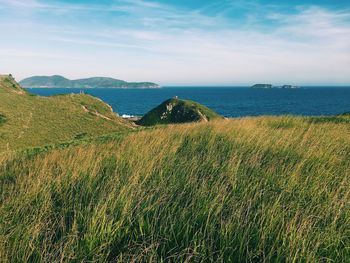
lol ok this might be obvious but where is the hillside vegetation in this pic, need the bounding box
[0,75,131,151]
[137,97,223,126]
[1,115,350,262]
[20,75,159,89]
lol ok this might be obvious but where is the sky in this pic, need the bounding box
[0,0,349,86]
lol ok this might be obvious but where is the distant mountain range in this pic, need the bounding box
[19,75,160,89]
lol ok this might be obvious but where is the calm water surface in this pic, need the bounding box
[26,87,350,117]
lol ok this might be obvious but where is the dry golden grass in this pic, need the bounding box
[1,116,350,262]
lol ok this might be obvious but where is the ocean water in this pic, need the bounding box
[26,87,350,118]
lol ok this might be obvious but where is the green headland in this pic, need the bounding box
[137,97,223,126]
[0,75,131,151]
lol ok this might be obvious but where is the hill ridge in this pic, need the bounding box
[0,74,27,95]
[0,74,132,151]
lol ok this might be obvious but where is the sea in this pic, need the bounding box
[26,87,350,118]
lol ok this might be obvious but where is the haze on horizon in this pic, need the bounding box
[0,0,349,86]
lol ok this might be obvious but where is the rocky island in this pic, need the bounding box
[251,84,273,89]
[251,84,300,89]
[280,85,300,89]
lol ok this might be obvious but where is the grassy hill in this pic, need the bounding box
[1,114,350,261]
[0,75,132,151]
[137,97,223,126]
[19,75,160,89]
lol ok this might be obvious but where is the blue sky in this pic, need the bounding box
[0,0,349,85]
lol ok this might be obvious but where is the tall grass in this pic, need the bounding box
[1,117,350,262]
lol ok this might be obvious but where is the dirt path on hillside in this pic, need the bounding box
[82,106,112,121]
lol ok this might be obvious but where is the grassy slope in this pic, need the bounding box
[1,116,350,262]
[0,75,132,151]
[138,98,223,126]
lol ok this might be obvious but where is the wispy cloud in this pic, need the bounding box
[0,0,349,85]
[0,0,44,8]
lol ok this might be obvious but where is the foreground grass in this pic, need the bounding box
[1,116,350,262]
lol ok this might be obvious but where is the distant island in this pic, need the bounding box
[251,84,273,89]
[19,75,160,89]
[251,84,300,89]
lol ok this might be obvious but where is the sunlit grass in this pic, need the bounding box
[1,116,350,262]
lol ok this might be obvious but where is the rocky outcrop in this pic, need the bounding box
[137,97,223,126]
